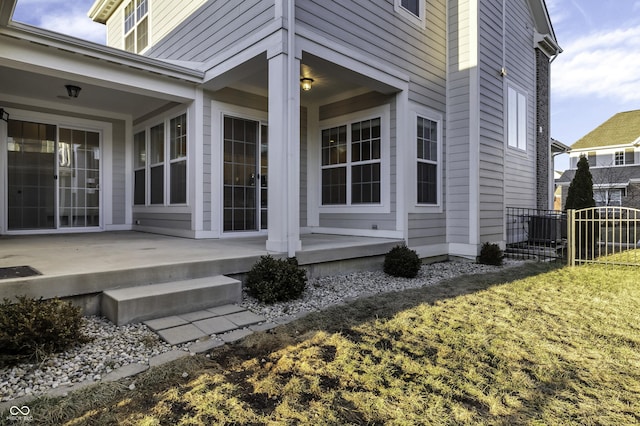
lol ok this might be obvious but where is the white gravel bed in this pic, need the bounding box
[1,260,522,403]
[241,260,522,323]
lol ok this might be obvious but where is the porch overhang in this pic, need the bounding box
[0,23,203,119]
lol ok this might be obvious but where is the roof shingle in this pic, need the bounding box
[571,110,640,150]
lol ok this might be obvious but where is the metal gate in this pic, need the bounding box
[567,207,640,266]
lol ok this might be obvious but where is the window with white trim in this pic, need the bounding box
[394,0,426,27]
[124,0,148,53]
[321,117,382,206]
[133,112,187,206]
[507,85,527,151]
[417,116,439,204]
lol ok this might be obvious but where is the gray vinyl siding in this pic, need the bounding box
[446,0,472,244]
[297,0,446,110]
[318,92,397,231]
[501,0,537,212]
[132,212,192,230]
[144,0,274,62]
[476,0,537,242]
[408,216,446,247]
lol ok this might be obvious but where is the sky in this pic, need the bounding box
[10,0,640,171]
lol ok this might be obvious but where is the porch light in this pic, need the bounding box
[0,108,8,122]
[300,77,314,91]
[65,85,82,98]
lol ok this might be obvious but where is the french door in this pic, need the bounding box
[6,119,100,231]
[222,116,268,232]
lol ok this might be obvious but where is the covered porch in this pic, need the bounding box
[0,231,403,313]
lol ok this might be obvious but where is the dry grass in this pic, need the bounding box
[4,262,640,425]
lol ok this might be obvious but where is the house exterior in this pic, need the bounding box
[0,0,560,259]
[557,110,640,209]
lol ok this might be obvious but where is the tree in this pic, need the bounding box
[564,155,595,210]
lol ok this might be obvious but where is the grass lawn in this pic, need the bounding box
[8,262,640,425]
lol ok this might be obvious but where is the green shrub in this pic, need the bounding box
[383,244,422,278]
[478,242,503,266]
[0,296,89,366]
[245,255,307,304]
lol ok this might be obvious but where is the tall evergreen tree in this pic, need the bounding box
[564,155,595,210]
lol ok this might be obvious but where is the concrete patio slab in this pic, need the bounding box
[221,329,253,343]
[149,350,190,367]
[193,316,238,335]
[144,316,189,331]
[225,311,265,327]
[157,324,207,345]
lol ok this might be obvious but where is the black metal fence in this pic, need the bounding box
[505,207,567,262]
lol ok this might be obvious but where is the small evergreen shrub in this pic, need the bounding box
[0,296,89,366]
[383,244,422,278]
[478,242,503,266]
[245,255,307,304]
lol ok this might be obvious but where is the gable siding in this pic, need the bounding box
[106,7,123,48]
[151,0,208,48]
[145,0,274,62]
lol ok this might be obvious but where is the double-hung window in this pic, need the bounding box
[321,118,381,205]
[417,116,438,204]
[507,84,527,151]
[134,112,187,206]
[124,0,148,53]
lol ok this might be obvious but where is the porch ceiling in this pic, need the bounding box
[0,65,173,119]
[204,52,399,104]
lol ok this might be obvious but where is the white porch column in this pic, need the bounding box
[266,51,302,255]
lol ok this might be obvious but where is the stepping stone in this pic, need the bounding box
[149,350,190,367]
[207,304,246,316]
[189,338,225,354]
[179,310,217,322]
[193,316,238,335]
[221,329,253,343]
[144,316,188,331]
[225,311,265,327]
[157,324,207,345]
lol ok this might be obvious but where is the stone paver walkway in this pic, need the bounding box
[144,304,270,346]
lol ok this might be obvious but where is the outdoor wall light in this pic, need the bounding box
[0,108,8,122]
[300,77,314,91]
[65,85,82,98]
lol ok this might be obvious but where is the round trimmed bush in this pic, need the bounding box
[0,296,89,366]
[383,244,422,278]
[478,242,503,266]
[245,255,307,304]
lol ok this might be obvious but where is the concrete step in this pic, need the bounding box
[101,275,242,325]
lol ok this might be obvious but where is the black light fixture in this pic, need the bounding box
[65,85,82,98]
[0,108,8,122]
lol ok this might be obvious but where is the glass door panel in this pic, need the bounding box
[260,124,268,229]
[223,116,260,232]
[58,128,100,228]
[7,120,56,230]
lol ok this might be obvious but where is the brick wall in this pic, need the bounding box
[536,48,551,210]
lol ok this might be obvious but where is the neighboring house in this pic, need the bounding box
[557,110,640,209]
[0,0,560,259]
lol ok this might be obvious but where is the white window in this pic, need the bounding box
[124,0,148,53]
[321,118,381,205]
[394,0,426,28]
[507,85,527,151]
[318,106,390,213]
[134,112,187,206]
[595,189,623,207]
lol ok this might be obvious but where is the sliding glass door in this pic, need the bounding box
[6,119,100,231]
